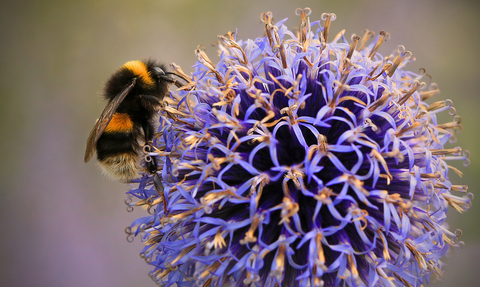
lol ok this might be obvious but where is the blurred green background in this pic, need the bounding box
[0,0,479,286]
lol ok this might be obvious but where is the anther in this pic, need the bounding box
[295,7,312,16]
[398,81,421,105]
[368,93,391,112]
[370,149,393,182]
[369,30,389,59]
[218,34,248,65]
[279,42,287,69]
[437,115,462,131]
[297,8,310,44]
[169,63,191,84]
[364,118,378,131]
[329,80,346,107]
[321,13,336,43]
[387,48,411,77]
[415,68,432,84]
[451,185,468,193]
[424,100,447,115]
[265,23,275,47]
[381,148,405,163]
[357,29,375,51]
[195,46,224,84]
[347,35,360,60]
[260,11,274,25]
[420,83,440,101]
[369,63,391,81]
[429,146,462,156]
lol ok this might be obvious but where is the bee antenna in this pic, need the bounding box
[159,74,184,88]
[164,72,190,84]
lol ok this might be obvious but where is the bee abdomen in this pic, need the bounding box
[98,151,140,182]
[104,113,134,133]
[96,113,140,181]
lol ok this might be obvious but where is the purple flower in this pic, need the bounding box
[125,8,472,287]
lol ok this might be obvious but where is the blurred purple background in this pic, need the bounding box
[1,0,479,286]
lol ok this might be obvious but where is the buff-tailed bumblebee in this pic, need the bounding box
[84,60,183,181]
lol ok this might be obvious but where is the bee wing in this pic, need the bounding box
[84,78,137,163]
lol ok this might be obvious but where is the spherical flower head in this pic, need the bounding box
[126,8,472,287]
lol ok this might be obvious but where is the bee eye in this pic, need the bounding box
[153,67,166,76]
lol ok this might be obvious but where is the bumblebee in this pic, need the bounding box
[84,60,181,181]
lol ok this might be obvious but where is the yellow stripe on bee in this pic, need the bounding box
[105,113,134,133]
[123,60,155,88]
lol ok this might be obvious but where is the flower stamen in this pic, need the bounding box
[357,29,375,51]
[195,46,224,84]
[369,30,390,59]
[321,12,336,43]
[347,35,360,60]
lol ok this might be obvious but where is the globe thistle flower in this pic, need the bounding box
[125,8,472,287]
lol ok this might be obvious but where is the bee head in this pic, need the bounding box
[152,66,176,85]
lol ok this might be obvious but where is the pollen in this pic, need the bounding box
[123,60,155,88]
[105,113,134,133]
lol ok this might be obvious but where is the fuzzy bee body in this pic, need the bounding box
[85,60,175,181]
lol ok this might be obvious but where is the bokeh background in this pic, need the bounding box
[1,0,479,286]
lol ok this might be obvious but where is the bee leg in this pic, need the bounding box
[153,173,167,214]
[142,121,158,174]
